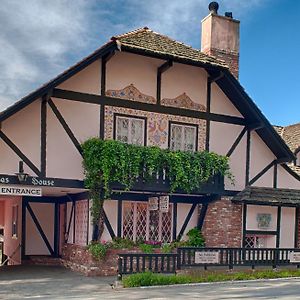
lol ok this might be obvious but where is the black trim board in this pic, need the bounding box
[40,96,47,177]
[53,88,247,126]
[0,131,41,176]
[226,127,246,157]
[48,98,83,156]
[157,60,173,103]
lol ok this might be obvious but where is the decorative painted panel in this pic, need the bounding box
[75,200,88,246]
[106,84,156,104]
[161,93,206,111]
[105,106,206,150]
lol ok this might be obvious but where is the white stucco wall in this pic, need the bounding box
[280,207,296,248]
[277,165,300,189]
[176,203,198,240]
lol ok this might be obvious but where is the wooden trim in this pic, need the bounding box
[157,60,173,104]
[27,203,55,256]
[0,131,41,176]
[273,163,278,188]
[249,160,276,186]
[99,104,105,139]
[172,201,177,240]
[197,203,208,230]
[245,130,251,186]
[117,200,122,237]
[245,230,277,236]
[177,203,197,241]
[113,113,147,146]
[40,96,47,177]
[101,56,106,96]
[168,121,199,151]
[103,209,116,239]
[54,202,60,257]
[53,88,247,126]
[21,198,27,260]
[48,98,83,156]
[73,200,76,244]
[276,206,281,248]
[226,127,246,157]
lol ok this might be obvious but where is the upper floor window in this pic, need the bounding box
[114,114,146,146]
[169,122,198,151]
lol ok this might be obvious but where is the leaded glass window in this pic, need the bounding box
[170,123,197,151]
[116,116,145,146]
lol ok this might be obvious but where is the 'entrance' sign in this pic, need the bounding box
[0,185,42,197]
[195,251,219,264]
[289,251,300,263]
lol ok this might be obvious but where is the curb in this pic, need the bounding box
[138,276,300,289]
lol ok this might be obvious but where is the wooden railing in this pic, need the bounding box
[112,172,224,195]
[118,247,300,278]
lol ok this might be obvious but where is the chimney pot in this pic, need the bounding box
[225,12,233,19]
[208,2,219,15]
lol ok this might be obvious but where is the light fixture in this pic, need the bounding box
[15,161,28,183]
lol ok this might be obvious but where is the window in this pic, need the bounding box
[169,122,197,151]
[115,115,146,146]
[244,235,268,248]
[12,205,18,238]
[122,201,172,243]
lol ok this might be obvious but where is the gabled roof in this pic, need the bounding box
[112,27,227,68]
[274,123,300,154]
[0,27,295,163]
[232,186,300,206]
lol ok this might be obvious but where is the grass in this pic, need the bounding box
[122,269,300,287]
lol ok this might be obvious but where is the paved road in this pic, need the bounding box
[1,265,300,299]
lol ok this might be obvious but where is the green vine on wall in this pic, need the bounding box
[82,138,233,226]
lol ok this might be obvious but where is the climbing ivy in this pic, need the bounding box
[82,138,233,226]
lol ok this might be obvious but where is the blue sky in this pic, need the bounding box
[0,0,298,126]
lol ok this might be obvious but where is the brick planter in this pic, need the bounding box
[61,243,146,276]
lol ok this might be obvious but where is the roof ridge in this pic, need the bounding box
[111,27,150,40]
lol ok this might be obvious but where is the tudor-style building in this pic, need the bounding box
[0,3,300,266]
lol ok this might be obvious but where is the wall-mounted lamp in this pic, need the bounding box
[15,161,28,183]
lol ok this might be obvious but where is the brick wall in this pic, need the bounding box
[297,208,300,248]
[202,197,242,247]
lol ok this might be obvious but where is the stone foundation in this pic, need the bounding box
[202,197,242,247]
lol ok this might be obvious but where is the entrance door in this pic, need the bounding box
[22,198,60,258]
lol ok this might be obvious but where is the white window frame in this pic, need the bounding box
[169,122,198,152]
[114,115,146,146]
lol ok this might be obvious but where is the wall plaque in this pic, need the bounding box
[195,251,219,264]
[289,251,300,263]
[148,197,159,211]
[257,213,272,229]
[159,196,169,212]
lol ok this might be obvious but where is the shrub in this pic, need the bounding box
[109,237,136,249]
[139,243,154,253]
[161,243,173,253]
[186,227,205,247]
[87,242,107,260]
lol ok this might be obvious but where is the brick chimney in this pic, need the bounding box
[201,2,240,78]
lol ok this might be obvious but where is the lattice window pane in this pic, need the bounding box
[184,126,196,151]
[244,236,255,248]
[123,202,134,240]
[135,203,148,242]
[131,119,144,146]
[116,117,129,143]
[149,210,160,241]
[170,125,183,151]
[161,207,172,243]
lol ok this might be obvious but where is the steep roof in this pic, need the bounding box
[112,27,228,68]
[232,186,300,206]
[274,123,300,154]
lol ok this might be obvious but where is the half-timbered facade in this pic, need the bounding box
[1,3,300,266]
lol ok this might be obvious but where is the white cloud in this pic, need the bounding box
[0,0,267,111]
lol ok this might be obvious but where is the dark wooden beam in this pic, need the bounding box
[226,127,246,157]
[21,198,27,260]
[276,206,281,248]
[205,78,211,151]
[52,88,247,126]
[246,230,278,236]
[157,60,172,104]
[101,51,115,96]
[117,200,122,238]
[54,202,60,257]
[40,96,47,177]
[245,130,251,185]
[73,200,76,243]
[197,203,208,230]
[273,163,278,188]
[27,203,55,256]
[103,209,116,239]
[249,160,276,186]
[99,104,105,139]
[48,98,83,156]
[0,131,41,176]
[177,203,197,241]
[172,201,177,241]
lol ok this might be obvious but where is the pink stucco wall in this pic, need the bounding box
[0,201,4,227]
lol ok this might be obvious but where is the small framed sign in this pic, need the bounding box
[159,196,169,212]
[256,213,272,229]
[195,251,219,264]
[289,251,300,263]
[148,197,159,211]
